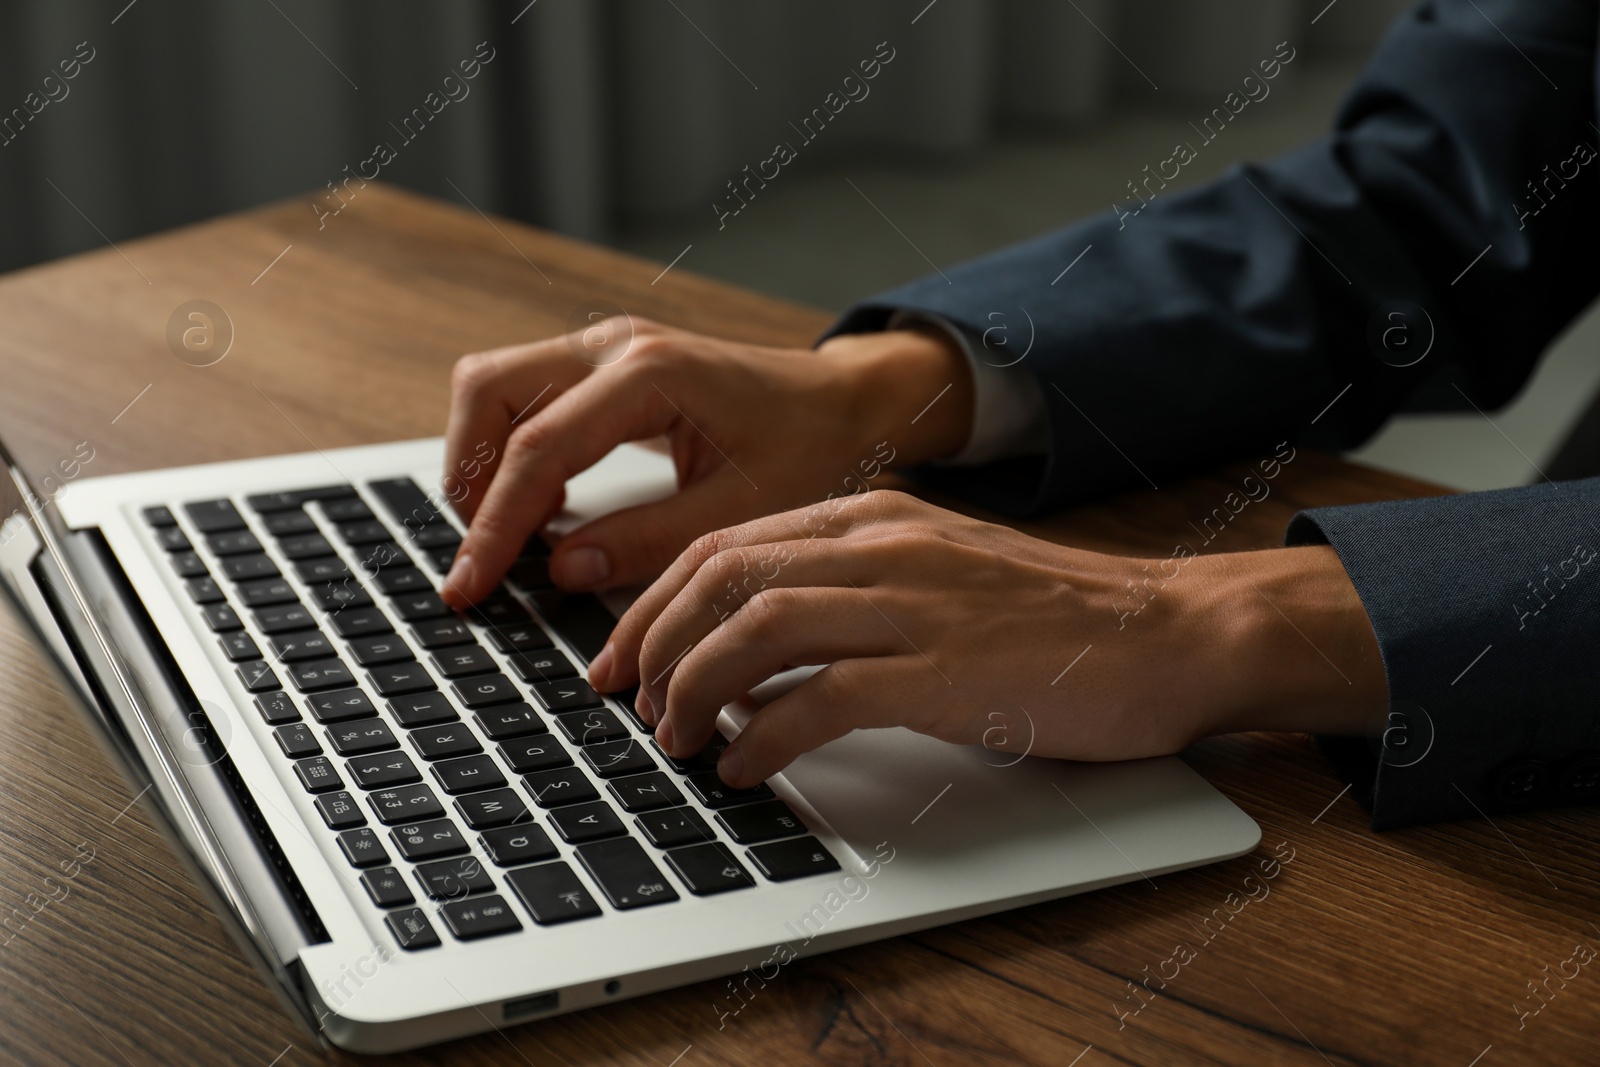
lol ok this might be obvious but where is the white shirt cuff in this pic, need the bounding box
[887,310,1049,467]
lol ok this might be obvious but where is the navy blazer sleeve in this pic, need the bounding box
[824,0,1600,827]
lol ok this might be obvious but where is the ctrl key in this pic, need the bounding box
[384,907,440,951]
[438,894,522,941]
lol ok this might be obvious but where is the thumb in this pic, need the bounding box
[548,472,756,592]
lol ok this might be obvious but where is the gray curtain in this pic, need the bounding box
[0,0,1407,275]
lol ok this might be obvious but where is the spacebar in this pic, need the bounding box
[529,591,615,665]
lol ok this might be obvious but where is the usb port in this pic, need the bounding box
[503,991,559,1020]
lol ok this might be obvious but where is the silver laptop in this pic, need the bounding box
[0,434,1259,1054]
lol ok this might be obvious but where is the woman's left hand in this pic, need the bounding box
[586,490,1387,788]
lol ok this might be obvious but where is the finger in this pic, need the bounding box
[654,587,897,758]
[717,658,929,788]
[550,466,755,593]
[444,359,684,607]
[599,494,891,690]
[444,341,588,524]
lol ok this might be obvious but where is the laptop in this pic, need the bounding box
[0,433,1259,1053]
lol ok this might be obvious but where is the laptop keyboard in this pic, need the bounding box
[139,478,838,951]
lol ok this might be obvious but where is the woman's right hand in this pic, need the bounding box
[439,316,974,607]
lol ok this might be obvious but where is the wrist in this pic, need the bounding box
[1185,545,1389,739]
[816,327,975,467]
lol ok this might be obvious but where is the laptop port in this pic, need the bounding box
[503,991,560,1020]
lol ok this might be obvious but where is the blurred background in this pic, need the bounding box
[2,0,1596,491]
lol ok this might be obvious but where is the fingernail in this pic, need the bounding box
[634,688,655,726]
[555,546,610,588]
[444,552,474,599]
[588,643,614,690]
[656,714,674,756]
[719,743,744,786]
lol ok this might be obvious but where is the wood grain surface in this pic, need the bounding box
[0,183,1594,1067]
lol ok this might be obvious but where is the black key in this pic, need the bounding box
[531,591,614,664]
[507,649,578,683]
[384,908,440,951]
[327,719,399,757]
[337,827,389,868]
[575,837,677,909]
[319,496,374,523]
[287,658,356,692]
[684,771,773,810]
[547,801,625,844]
[431,754,507,795]
[608,772,685,813]
[354,541,409,575]
[274,722,321,758]
[186,576,225,604]
[410,618,474,649]
[438,894,522,941]
[168,551,208,578]
[523,767,598,808]
[665,841,755,896]
[415,856,495,901]
[346,751,422,790]
[408,724,483,761]
[393,592,449,621]
[390,819,469,861]
[423,547,457,574]
[612,688,652,733]
[183,498,246,533]
[517,534,550,559]
[236,660,280,693]
[367,662,435,696]
[253,691,300,725]
[653,733,730,774]
[269,629,335,662]
[746,836,840,882]
[202,603,242,632]
[451,673,520,709]
[327,606,392,638]
[315,791,367,830]
[236,576,297,607]
[306,687,377,724]
[347,633,413,666]
[375,566,430,595]
[388,692,458,728]
[277,532,334,559]
[293,756,343,794]
[262,509,317,536]
[507,556,553,591]
[535,679,605,714]
[498,735,571,774]
[505,862,601,925]
[218,631,260,662]
[141,505,176,527]
[369,783,444,824]
[154,526,193,553]
[253,603,315,633]
[455,789,530,830]
[716,800,806,844]
[414,523,462,550]
[634,806,716,850]
[295,556,350,582]
[309,581,372,613]
[468,594,531,629]
[206,530,261,556]
[582,739,656,779]
[487,623,553,654]
[248,485,355,512]
[367,477,444,533]
[554,708,626,745]
[431,646,497,679]
[479,824,557,867]
[220,554,279,581]
[336,520,390,545]
[474,703,545,741]
[364,867,416,908]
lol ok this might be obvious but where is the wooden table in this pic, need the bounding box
[0,183,1594,1067]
